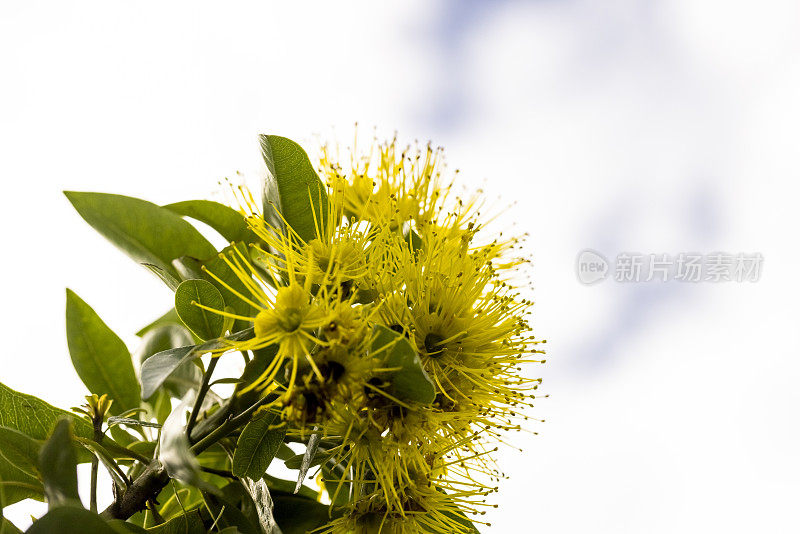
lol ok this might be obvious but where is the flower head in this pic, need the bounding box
[205,132,544,533]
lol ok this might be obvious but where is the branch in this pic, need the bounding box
[100,462,170,520]
[100,394,271,520]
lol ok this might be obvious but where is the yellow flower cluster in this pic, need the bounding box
[210,136,545,533]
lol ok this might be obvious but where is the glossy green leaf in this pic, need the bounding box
[0,475,43,508]
[371,325,436,404]
[145,510,205,534]
[158,393,201,488]
[174,280,225,341]
[25,507,118,534]
[0,384,87,506]
[139,328,252,400]
[182,243,258,334]
[38,419,80,509]
[270,490,331,534]
[260,135,328,243]
[66,289,140,414]
[0,383,93,440]
[158,393,215,494]
[139,345,195,401]
[0,479,21,533]
[136,324,194,365]
[0,427,41,477]
[232,412,286,479]
[283,453,324,471]
[64,191,217,279]
[0,460,43,508]
[135,324,201,401]
[108,425,141,449]
[164,200,256,244]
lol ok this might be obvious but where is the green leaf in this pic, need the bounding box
[73,438,128,489]
[136,325,201,400]
[24,507,118,534]
[0,471,43,508]
[275,443,295,461]
[145,510,205,534]
[0,382,93,440]
[135,308,183,338]
[179,243,259,334]
[232,412,286,479]
[66,289,141,414]
[283,453,324,471]
[1,469,40,526]
[0,427,42,477]
[139,328,253,400]
[157,393,215,494]
[141,264,181,292]
[139,346,195,400]
[371,325,436,404]
[158,393,200,488]
[0,385,85,505]
[259,135,328,243]
[155,488,198,523]
[164,200,256,244]
[270,490,332,534]
[38,419,80,509]
[174,280,226,341]
[64,191,216,279]
[127,441,157,461]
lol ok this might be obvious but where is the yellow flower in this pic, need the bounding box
[253,283,327,356]
[319,136,449,231]
[209,132,544,533]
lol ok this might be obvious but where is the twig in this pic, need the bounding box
[187,356,219,440]
[100,394,271,520]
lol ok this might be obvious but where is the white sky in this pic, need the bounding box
[2,1,799,532]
